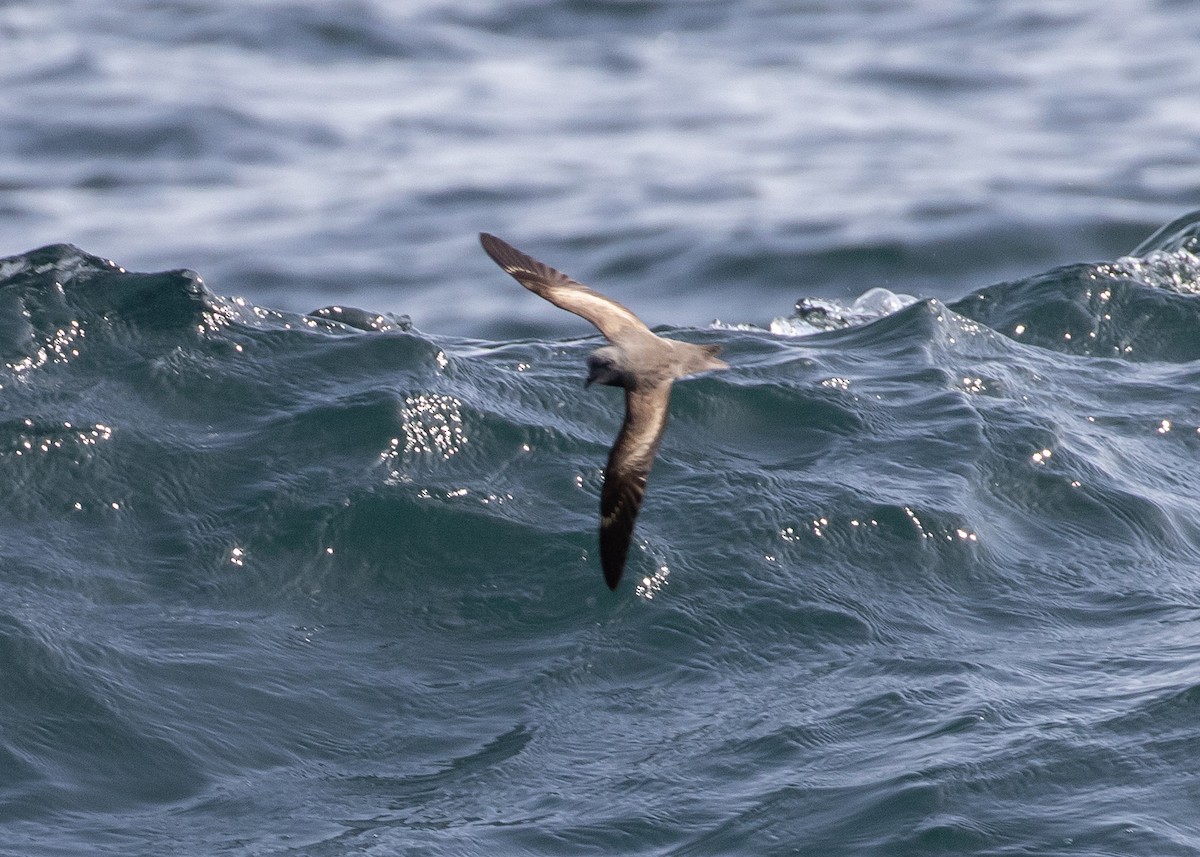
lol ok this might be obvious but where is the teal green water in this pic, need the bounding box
[3,213,1200,854]
[7,0,1200,851]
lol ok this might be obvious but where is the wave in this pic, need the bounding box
[3,213,1200,853]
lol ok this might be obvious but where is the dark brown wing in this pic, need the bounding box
[599,383,673,589]
[480,233,652,343]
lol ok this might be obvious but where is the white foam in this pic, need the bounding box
[713,287,918,338]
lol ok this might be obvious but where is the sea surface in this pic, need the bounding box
[3,1,1200,855]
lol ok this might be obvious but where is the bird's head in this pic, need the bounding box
[585,347,630,388]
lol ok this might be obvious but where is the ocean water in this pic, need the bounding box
[4,1,1200,856]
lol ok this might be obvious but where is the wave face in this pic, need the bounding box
[3,213,1200,854]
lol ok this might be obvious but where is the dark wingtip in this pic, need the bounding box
[479,232,527,274]
[601,533,627,590]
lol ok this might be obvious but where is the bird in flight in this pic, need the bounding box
[480,233,728,589]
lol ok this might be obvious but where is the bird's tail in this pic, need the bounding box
[679,342,729,374]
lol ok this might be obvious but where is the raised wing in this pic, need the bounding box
[480,233,652,344]
[599,383,673,589]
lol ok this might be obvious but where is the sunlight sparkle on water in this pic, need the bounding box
[636,565,670,600]
[382,394,467,481]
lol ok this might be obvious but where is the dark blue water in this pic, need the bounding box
[4,2,1200,855]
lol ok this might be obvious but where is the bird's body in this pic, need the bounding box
[480,233,727,589]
